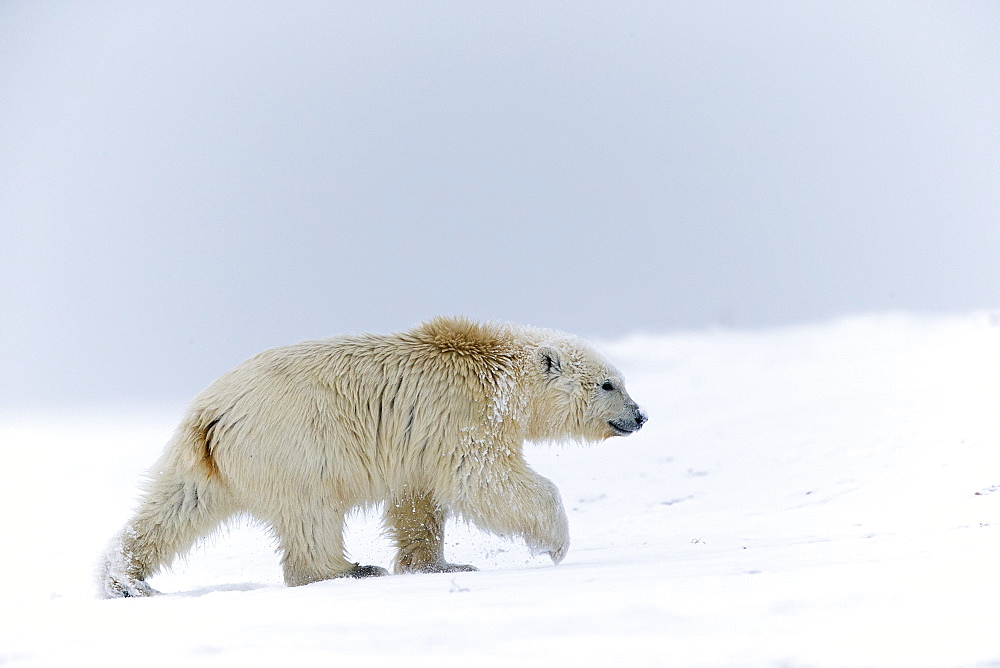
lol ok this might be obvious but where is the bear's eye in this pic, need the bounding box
[601,381,615,392]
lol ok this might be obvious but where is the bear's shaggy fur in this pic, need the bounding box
[101,317,646,597]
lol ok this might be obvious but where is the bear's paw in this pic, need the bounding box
[344,563,390,578]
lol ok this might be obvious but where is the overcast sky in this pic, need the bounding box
[2,1,998,406]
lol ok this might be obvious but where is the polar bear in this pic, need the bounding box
[101,317,646,597]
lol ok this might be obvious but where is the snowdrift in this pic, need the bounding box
[1,312,998,666]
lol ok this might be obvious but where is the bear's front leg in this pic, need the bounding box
[458,467,570,565]
[386,492,477,574]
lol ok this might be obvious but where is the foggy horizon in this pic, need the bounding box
[2,2,998,406]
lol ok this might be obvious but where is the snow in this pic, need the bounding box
[2,312,999,666]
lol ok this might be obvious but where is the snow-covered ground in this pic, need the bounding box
[1,312,999,666]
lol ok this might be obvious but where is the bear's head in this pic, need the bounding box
[529,339,647,443]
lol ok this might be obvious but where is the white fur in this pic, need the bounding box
[100,317,645,597]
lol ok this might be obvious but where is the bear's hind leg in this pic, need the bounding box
[272,506,388,587]
[102,472,233,598]
[386,492,477,574]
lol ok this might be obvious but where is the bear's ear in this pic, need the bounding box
[537,345,562,377]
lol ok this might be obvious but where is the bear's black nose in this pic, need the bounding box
[635,409,648,427]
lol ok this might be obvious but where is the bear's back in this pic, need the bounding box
[192,318,529,500]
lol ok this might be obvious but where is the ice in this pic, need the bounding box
[1,312,998,666]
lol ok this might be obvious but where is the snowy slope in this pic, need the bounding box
[1,312,999,666]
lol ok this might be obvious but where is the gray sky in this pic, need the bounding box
[2,1,999,406]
